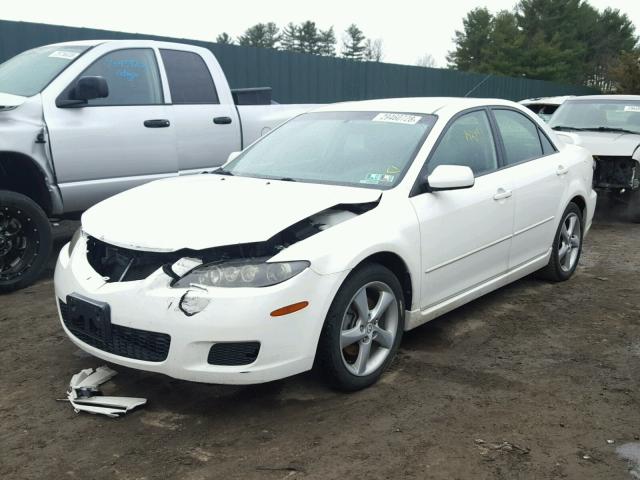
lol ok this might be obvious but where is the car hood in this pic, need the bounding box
[0,92,27,110]
[571,131,640,157]
[82,174,382,252]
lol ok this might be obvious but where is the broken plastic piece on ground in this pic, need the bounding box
[65,365,146,418]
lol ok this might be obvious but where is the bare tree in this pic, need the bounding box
[416,53,437,68]
[363,39,384,62]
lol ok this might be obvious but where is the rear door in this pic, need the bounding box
[159,49,241,174]
[490,108,566,268]
[43,47,178,212]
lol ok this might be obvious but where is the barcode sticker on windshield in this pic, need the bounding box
[624,106,640,112]
[373,113,422,125]
[48,51,80,60]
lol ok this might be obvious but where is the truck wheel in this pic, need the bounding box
[626,190,640,223]
[0,190,52,293]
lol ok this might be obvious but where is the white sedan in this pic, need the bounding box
[55,98,597,391]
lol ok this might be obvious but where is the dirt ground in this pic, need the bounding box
[1,208,639,480]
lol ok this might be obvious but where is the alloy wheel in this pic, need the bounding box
[558,212,581,272]
[339,281,399,377]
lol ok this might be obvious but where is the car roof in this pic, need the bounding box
[313,97,521,115]
[519,95,574,105]
[566,94,640,101]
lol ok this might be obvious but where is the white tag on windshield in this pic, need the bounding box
[373,113,422,125]
[624,105,640,112]
[48,50,80,60]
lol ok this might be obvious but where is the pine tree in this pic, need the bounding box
[318,27,336,56]
[341,24,366,60]
[280,22,300,52]
[238,22,281,49]
[215,32,234,45]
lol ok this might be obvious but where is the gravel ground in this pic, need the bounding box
[0,210,639,480]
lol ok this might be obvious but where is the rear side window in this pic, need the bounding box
[427,110,498,176]
[493,109,543,165]
[160,49,219,104]
[80,48,163,106]
[539,131,556,154]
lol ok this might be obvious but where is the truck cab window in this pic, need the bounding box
[160,49,219,104]
[79,48,162,106]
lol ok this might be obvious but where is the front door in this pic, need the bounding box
[42,48,177,212]
[410,109,515,309]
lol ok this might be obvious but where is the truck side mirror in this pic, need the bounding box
[72,76,109,102]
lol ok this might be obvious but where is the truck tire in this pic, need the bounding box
[0,190,52,293]
[626,190,640,223]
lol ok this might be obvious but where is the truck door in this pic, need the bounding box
[158,48,241,174]
[42,47,178,213]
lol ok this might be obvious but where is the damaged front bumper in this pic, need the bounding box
[593,156,640,191]
[54,238,346,385]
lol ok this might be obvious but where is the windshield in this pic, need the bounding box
[549,99,640,134]
[0,45,90,97]
[222,111,436,189]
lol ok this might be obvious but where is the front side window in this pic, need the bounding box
[493,109,543,165]
[427,110,497,176]
[160,49,219,104]
[80,49,162,106]
[0,45,89,97]
[222,111,436,189]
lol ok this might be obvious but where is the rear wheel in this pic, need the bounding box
[316,263,404,391]
[0,190,52,293]
[538,202,583,282]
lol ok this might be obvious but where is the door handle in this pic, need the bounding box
[144,119,170,128]
[493,188,513,201]
[556,165,569,176]
[213,116,232,125]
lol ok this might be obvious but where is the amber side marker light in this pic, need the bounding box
[270,301,309,317]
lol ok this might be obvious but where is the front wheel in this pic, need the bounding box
[316,263,404,391]
[0,190,52,293]
[537,202,583,282]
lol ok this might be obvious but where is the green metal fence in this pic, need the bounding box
[0,20,598,103]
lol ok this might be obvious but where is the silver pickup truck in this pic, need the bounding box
[0,40,317,291]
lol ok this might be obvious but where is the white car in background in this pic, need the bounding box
[520,96,574,122]
[549,95,640,221]
[55,97,596,391]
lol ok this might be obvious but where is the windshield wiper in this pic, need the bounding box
[277,177,297,182]
[551,125,587,131]
[211,167,234,176]
[580,126,640,135]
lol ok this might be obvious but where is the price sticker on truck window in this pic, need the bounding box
[623,105,640,112]
[48,51,80,60]
[373,113,423,125]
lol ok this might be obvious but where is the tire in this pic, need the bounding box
[0,190,52,293]
[316,263,405,391]
[537,202,583,282]
[624,190,640,223]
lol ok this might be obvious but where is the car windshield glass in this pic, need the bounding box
[0,45,89,97]
[223,111,436,189]
[549,99,640,134]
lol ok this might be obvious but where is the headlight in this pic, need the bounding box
[173,258,310,288]
[68,228,83,255]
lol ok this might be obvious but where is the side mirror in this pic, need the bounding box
[227,151,241,163]
[72,76,109,102]
[426,165,475,191]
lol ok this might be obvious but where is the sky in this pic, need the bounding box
[1,0,639,67]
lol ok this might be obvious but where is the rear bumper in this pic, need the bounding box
[54,239,347,384]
